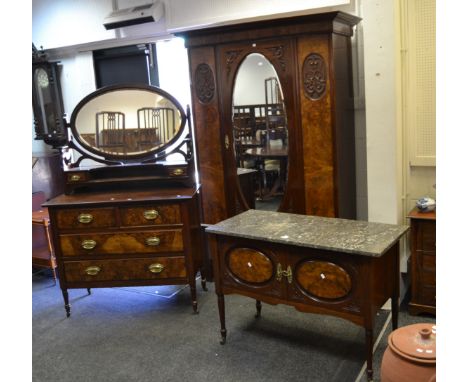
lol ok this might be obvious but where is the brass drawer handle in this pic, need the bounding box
[81,239,97,250]
[143,209,159,220]
[84,266,101,276]
[148,263,165,274]
[78,213,93,224]
[70,174,81,181]
[276,263,293,283]
[173,168,184,176]
[145,236,161,246]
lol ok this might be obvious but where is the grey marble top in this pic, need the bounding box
[205,210,409,257]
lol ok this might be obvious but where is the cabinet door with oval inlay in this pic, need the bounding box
[226,247,275,285]
[294,260,352,301]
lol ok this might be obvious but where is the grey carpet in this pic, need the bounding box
[32,271,432,382]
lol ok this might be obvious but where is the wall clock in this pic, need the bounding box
[32,44,67,147]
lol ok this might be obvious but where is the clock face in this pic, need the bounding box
[36,68,49,88]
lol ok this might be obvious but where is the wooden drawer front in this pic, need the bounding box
[60,229,183,257]
[63,257,187,282]
[420,268,436,287]
[420,220,436,251]
[56,208,117,229]
[420,252,436,272]
[120,204,181,226]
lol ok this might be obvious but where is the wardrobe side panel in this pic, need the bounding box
[188,47,228,224]
[297,35,336,217]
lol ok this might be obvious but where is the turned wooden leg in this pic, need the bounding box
[189,279,198,314]
[255,300,262,318]
[365,328,374,381]
[217,293,227,344]
[87,288,91,295]
[61,289,71,318]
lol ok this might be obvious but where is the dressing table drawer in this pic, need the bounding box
[56,207,117,229]
[120,204,181,226]
[59,229,184,257]
[63,256,187,283]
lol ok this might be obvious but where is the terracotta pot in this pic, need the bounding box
[381,323,436,382]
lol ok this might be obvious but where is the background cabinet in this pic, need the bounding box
[178,12,360,225]
[407,208,436,315]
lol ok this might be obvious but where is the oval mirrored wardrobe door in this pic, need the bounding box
[232,53,288,211]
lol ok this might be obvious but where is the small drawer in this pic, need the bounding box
[59,229,184,257]
[120,204,181,226]
[56,208,117,229]
[63,256,187,283]
[420,220,436,251]
[421,269,436,287]
[420,252,436,272]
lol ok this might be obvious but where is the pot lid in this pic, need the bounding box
[388,323,436,363]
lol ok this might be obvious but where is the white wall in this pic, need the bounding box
[361,0,401,225]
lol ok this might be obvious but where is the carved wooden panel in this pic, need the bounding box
[302,53,327,100]
[194,63,215,104]
[295,260,352,299]
[298,35,335,217]
[226,247,274,284]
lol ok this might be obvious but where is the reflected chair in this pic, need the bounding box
[137,107,175,150]
[32,191,57,284]
[95,111,126,153]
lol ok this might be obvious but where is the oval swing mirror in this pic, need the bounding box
[70,84,186,161]
[232,53,288,211]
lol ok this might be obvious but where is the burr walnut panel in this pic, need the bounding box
[120,204,181,226]
[63,256,187,283]
[226,247,274,284]
[56,207,117,229]
[59,229,183,257]
[295,260,352,299]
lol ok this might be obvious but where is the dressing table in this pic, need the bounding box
[37,84,205,316]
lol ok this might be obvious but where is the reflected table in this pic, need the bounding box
[245,146,288,199]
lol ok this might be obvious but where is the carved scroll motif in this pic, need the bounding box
[225,49,243,75]
[194,63,215,104]
[266,45,286,71]
[302,53,327,100]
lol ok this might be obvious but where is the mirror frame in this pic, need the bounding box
[69,83,187,162]
[222,43,295,214]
